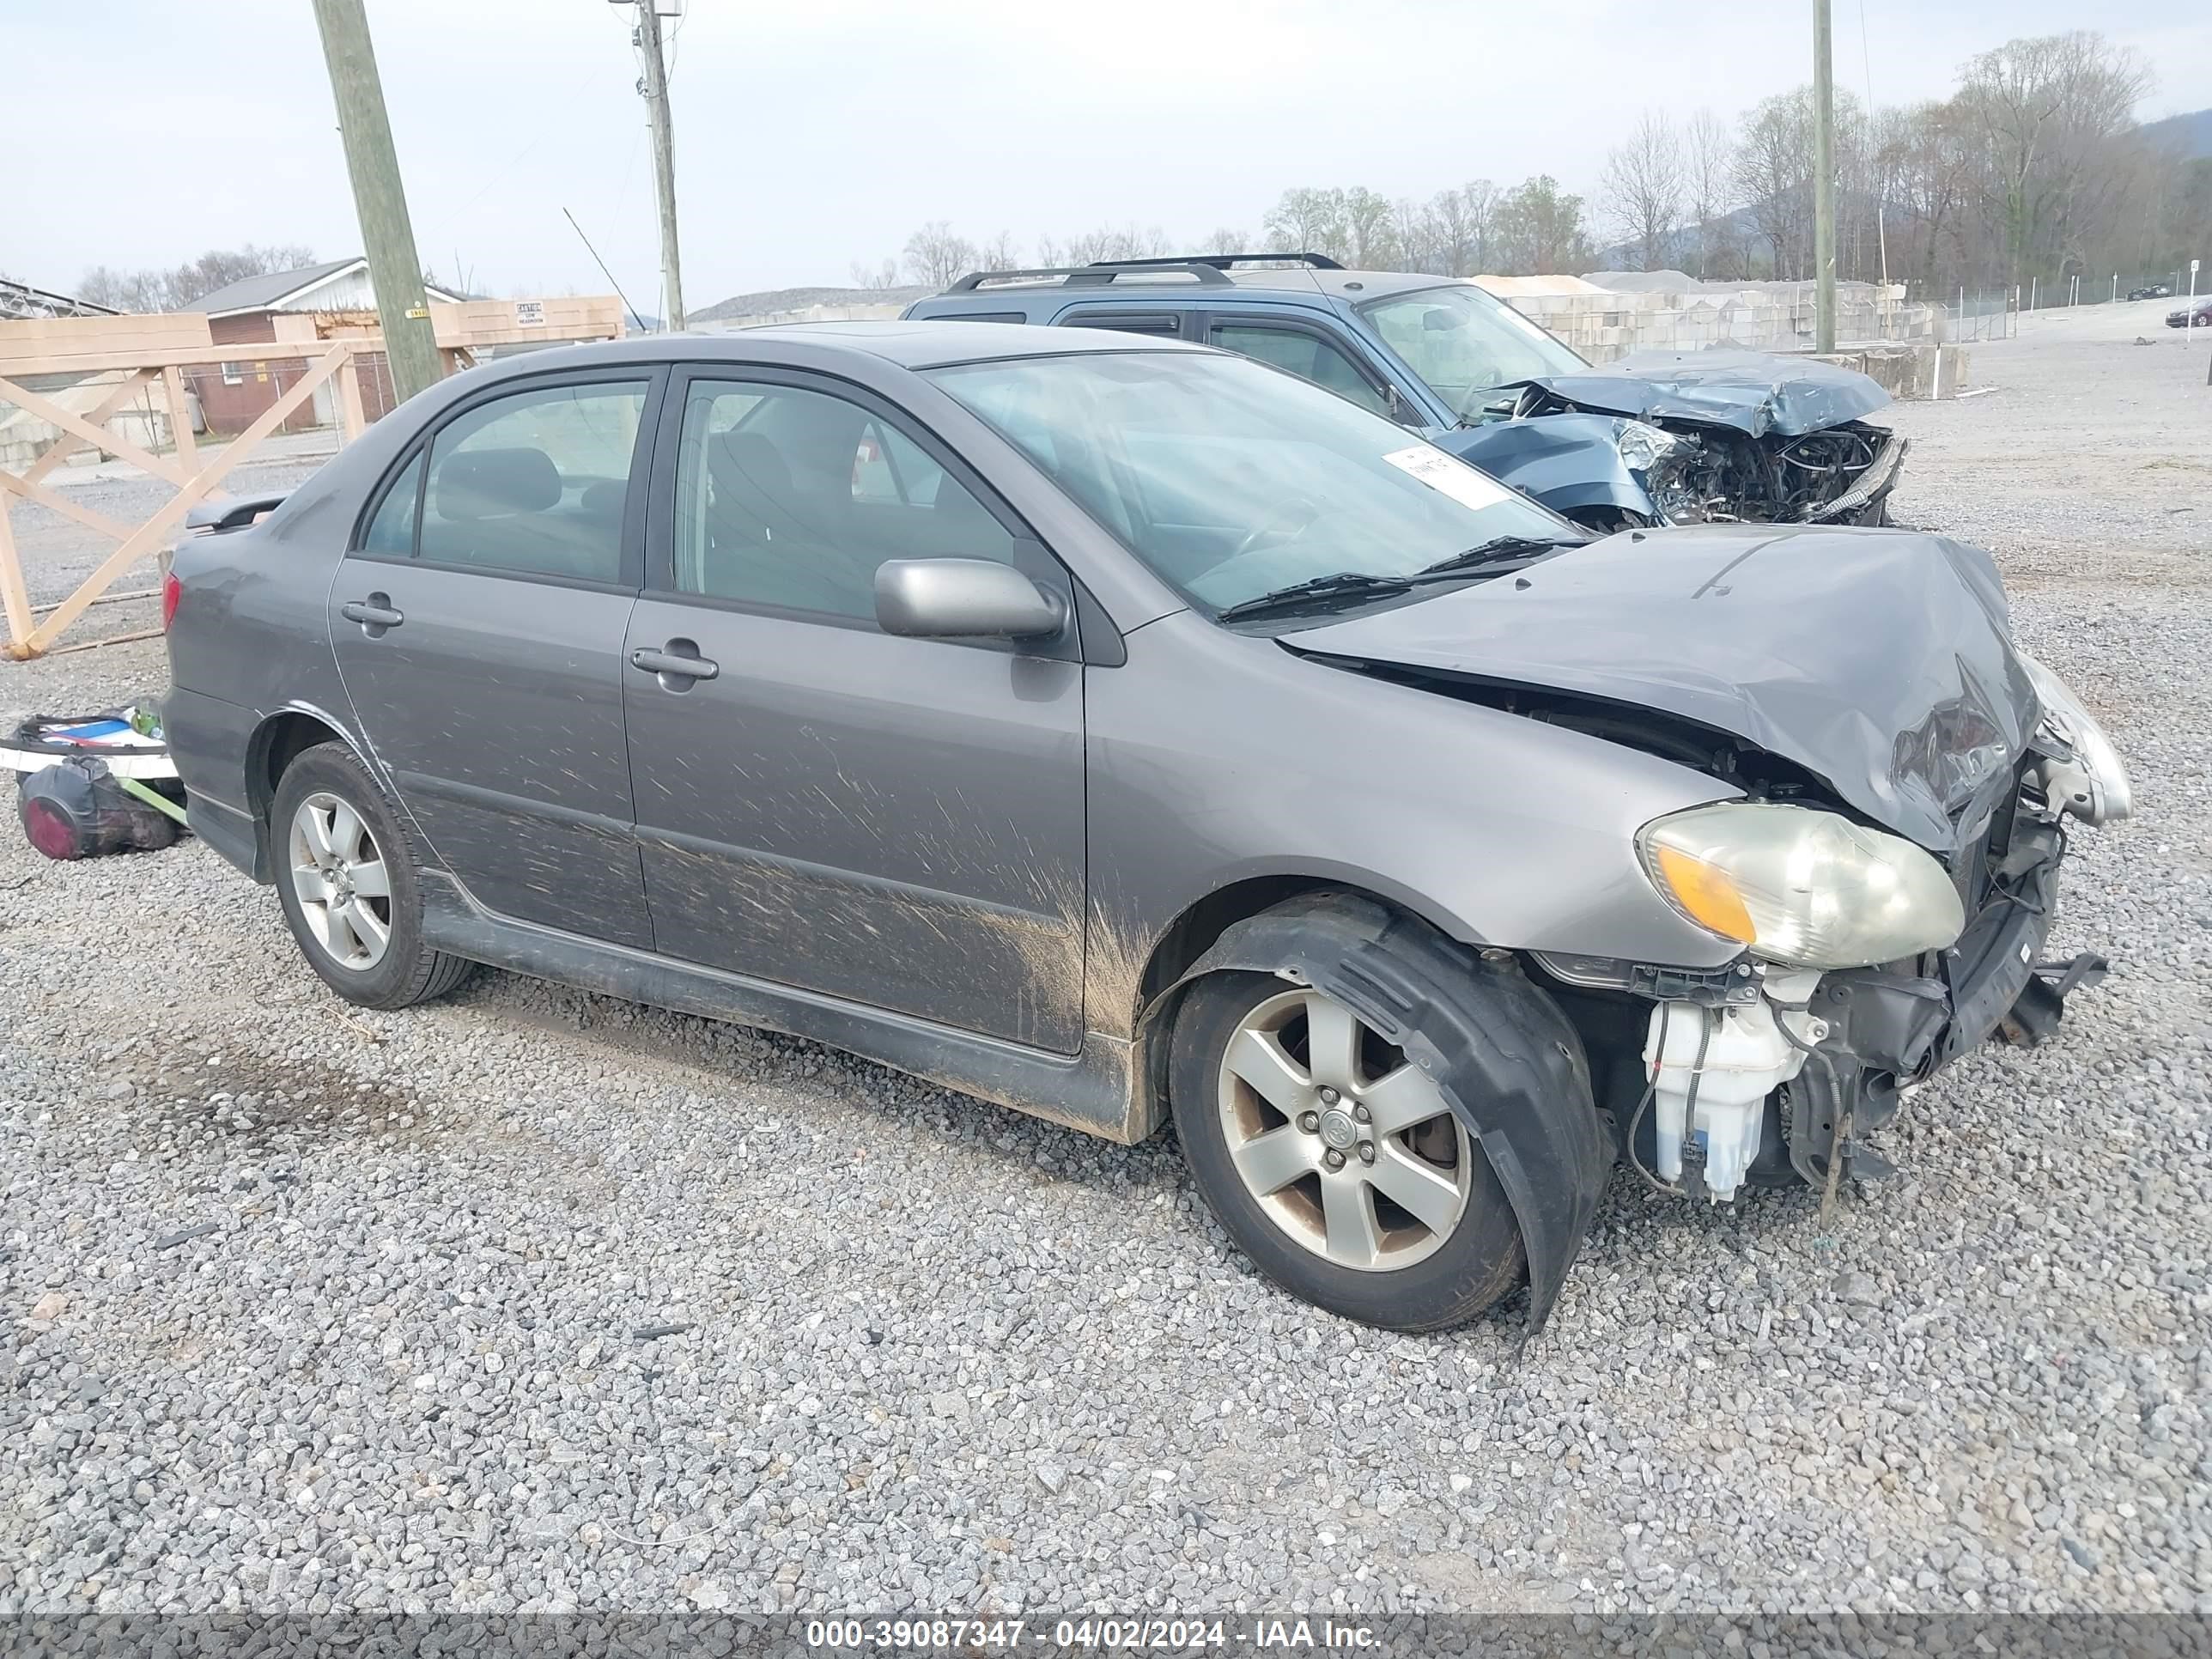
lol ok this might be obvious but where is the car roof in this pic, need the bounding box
[456,319,1206,384]
[915,266,1464,313]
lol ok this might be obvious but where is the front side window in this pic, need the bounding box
[670,379,1018,622]
[1360,284,1584,421]
[928,350,1575,616]
[416,380,649,583]
[1210,324,1391,417]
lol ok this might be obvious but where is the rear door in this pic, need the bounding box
[329,370,661,948]
[622,366,1089,1052]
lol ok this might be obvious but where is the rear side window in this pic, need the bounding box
[360,452,423,556]
[414,380,650,583]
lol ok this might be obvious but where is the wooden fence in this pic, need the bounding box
[0,297,624,659]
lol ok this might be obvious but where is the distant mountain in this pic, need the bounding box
[2139,107,2212,160]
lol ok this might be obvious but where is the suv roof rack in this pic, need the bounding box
[945,262,1233,293]
[1085,252,1347,272]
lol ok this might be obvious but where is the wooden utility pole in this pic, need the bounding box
[636,3,685,331]
[312,0,441,404]
[1812,0,1838,353]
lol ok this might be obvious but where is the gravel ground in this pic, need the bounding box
[1,317,2207,1620]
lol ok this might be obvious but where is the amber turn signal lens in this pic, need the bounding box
[1650,843,1759,944]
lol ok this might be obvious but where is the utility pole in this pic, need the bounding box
[311,0,441,404]
[636,2,685,331]
[1812,0,1838,354]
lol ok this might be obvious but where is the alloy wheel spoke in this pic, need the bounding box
[1361,1062,1448,1138]
[348,902,391,957]
[1231,1125,1317,1197]
[348,858,391,900]
[292,863,331,906]
[1322,1175,1383,1269]
[1366,1143,1463,1237]
[1303,994,1363,1092]
[1224,1026,1313,1121]
[299,805,335,862]
[329,801,367,862]
[328,904,366,963]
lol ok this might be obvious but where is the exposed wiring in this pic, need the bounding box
[1624,1004,1687,1198]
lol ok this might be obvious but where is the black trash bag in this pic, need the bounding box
[17,757,179,860]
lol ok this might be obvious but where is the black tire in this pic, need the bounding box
[1169,969,1528,1333]
[269,742,474,1011]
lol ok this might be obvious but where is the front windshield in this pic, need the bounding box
[926,350,1577,616]
[1361,283,1586,422]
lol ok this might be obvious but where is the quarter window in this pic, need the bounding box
[1209,324,1391,417]
[414,380,649,583]
[359,452,423,556]
[670,379,1018,622]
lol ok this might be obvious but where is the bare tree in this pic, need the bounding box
[902,222,979,289]
[1058,223,1172,264]
[848,258,902,289]
[1340,187,1397,266]
[1264,188,1348,259]
[1683,109,1738,276]
[1959,31,2154,293]
[976,231,1023,271]
[76,243,318,313]
[1601,111,1686,270]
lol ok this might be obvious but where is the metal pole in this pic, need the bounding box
[637,2,685,331]
[311,0,441,404]
[1812,0,1837,354]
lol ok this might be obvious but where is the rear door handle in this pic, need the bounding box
[630,644,720,684]
[341,596,404,632]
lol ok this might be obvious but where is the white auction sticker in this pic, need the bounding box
[1380,444,1515,513]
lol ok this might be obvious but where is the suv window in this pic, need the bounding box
[671,379,1018,622]
[1209,323,1391,417]
[412,380,649,582]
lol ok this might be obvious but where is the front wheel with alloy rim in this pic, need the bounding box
[269,742,474,1011]
[1170,969,1527,1331]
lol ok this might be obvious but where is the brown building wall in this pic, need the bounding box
[183,313,403,434]
[181,313,317,436]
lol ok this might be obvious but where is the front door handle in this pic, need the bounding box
[341,594,404,635]
[630,642,720,685]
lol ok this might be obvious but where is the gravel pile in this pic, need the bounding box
[1,317,2206,1619]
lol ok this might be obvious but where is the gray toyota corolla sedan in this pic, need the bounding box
[163,322,2129,1332]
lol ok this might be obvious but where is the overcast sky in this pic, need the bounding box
[14,1,2212,311]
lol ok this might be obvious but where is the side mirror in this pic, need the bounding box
[875,558,1066,641]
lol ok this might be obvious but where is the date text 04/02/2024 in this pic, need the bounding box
[802,1617,1382,1650]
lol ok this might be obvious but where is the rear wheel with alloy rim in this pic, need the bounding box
[1171,969,1526,1330]
[269,742,474,1011]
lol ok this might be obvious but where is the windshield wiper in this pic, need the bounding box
[1212,570,1415,623]
[1408,533,1584,581]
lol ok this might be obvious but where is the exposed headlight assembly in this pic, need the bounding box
[2020,653,2131,825]
[1614,420,1707,526]
[1637,802,1965,969]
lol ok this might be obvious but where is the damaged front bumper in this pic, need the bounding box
[1623,809,2106,1199]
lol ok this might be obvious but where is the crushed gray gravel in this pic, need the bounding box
[1,311,2207,1620]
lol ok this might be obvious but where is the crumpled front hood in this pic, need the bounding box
[1285,526,2036,853]
[1506,349,1893,437]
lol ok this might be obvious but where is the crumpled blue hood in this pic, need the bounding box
[1506,349,1893,438]
[1284,526,2034,854]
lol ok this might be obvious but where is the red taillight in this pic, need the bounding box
[161,570,181,630]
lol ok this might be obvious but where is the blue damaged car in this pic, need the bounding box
[906,252,1905,533]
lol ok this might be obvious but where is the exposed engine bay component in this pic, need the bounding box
[1509,381,1903,526]
[1641,970,1825,1202]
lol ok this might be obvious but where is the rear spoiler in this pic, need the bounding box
[184,492,288,535]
